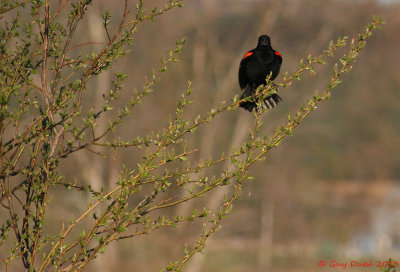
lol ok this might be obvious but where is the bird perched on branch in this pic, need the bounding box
[238,35,282,112]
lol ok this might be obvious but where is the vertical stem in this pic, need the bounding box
[41,0,51,109]
[258,201,274,269]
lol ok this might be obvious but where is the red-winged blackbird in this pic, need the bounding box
[238,35,282,112]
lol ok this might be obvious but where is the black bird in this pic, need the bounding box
[238,35,282,112]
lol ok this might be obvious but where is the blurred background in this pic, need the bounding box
[3,0,400,271]
[62,0,400,271]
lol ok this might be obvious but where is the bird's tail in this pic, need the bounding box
[239,85,281,112]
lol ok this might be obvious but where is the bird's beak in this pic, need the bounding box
[259,39,269,47]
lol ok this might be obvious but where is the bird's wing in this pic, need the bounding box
[238,50,254,89]
[274,50,283,64]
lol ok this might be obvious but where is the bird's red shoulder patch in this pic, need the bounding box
[274,51,282,58]
[242,51,254,59]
